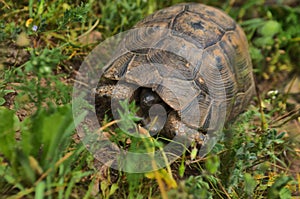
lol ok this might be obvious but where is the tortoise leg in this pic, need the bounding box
[96,83,137,100]
[95,83,139,121]
[162,111,207,145]
[96,84,162,128]
[95,85,115,120]
[96,85,206,144]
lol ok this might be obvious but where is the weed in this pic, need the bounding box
[93,98,298,198]
[0,70,15,106]
[57,3,90,31]
[99,0,148,36]
[0,104,92,198]
[12,47,70,110]
[238,4,300,80]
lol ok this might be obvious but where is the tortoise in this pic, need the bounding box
[96,3,255,142]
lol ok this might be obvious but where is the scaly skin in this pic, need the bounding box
[96,84,206,144]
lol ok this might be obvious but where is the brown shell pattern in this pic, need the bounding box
[103,3,255,130]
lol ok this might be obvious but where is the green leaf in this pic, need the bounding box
[17,149,36,183]
[259,20,281,37]
[241,18,265,29]
[40,105,74,168]
[190,147,198,160]
[101,180,109,197]
[205,155,220,174]
[20,118,33,156]
[37,0,45,16]
[279,187,292,199]
[244,173,257,196]
[0,107,17,161]
[0,98,5,105]
[267,176,293,199]
[276,132,286,139]
[3,89,15,95]
[179,157,185,177]
[249,46,264,62]
[35,181,46,199]
[253,36,274,47]
[19,105,75,170]
[109,183,119,197]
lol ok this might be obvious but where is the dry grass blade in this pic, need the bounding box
[255,80,268,131]
[269,106,300,128]
[34,151,74,186]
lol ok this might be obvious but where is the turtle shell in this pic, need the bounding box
[102,3,255,131]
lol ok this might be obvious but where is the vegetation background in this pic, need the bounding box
[0,0,299,198]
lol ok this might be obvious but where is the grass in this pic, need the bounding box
[0,0,299,198]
